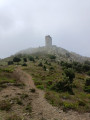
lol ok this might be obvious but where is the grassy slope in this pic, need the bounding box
[0,54,90,113]
[21,54,90,113]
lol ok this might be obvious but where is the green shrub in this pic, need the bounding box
[0,68,14,73]
[38,62,43,67]
[43,65,46,71]
[63,102,78,111]
[83,64,90,72]
[22,63,27,66]
[35,56,39,59]
[85,78,90,86]
[8,61,13,65]
[13,57,21,62]
[34,79,42,86]
[64,68,75,83]
[84,78,90,93]
[78,100,86,106]
[84,61,90,65]
[37,85,44,90]
[49,55,56,59]
[29,56,35,61]
[60,61,83,73]
[45,91,63,106]
[51,77,73,94]
[23,58,27,62]
[50,67,54,70]
[87,71,90,76]
[84,86,90,93]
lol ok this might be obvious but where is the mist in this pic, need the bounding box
[0,0,90,58]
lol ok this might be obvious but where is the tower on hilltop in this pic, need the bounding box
[45,35,52,48]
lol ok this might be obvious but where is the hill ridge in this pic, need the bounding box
[17,45,90,63]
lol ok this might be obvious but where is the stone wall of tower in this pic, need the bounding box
[45,35,52,48]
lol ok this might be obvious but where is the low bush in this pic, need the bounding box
[84,78,90,93]
[50,67,54,70]
[8,61,13,65]
[78,100,86,106]
[13,57,21,62]
[29,56,35,62]
[64,68,75,83]
[87,71,90,76]
[23,58,27,62]
[0,68,14,73]
[51,77,73,94]
[85,78,90,86]
[22,63,27,66]
[43,65,46,71]
[37,85,44,90]
[84,86,90,93]
[49,55,56,59]
[45,91,63,106]
[0,100,11,111]
[38,62,43,67]
[63,102,78,112]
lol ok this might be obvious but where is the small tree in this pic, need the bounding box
[13,57,21,62]
[8,61,13,65]
[64,68,75,83]
[29,56,35,62]
[43,65,46,71]
[22,63,27,66]
[83,64,90,72]
[84,78,90,93]
[85,78,90,86]
[49,55,56,59]
[38,62,43,67]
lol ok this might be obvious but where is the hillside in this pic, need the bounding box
[17,45,90,63]
[0,53,90,120]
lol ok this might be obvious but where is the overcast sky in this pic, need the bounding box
[0,0,90,58]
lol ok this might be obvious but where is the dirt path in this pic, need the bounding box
[16,68,90,120]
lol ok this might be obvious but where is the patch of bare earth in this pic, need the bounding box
[0,68,90,120]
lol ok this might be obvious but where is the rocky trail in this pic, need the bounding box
[0,68,90,120]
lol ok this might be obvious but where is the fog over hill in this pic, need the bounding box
[17,36,90,63]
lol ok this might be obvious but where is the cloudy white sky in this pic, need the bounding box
[0,0,90,58]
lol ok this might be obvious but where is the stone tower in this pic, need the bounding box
[45,35,52,48]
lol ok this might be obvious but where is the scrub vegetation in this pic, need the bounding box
[0,53,90,118]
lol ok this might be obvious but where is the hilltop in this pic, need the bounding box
[17,45,90,63]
